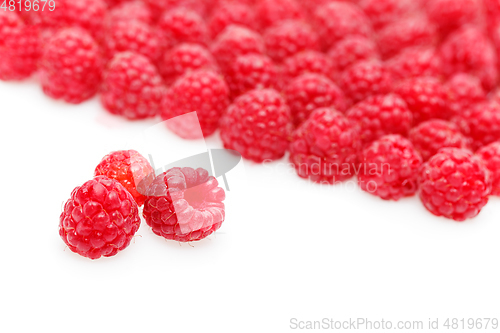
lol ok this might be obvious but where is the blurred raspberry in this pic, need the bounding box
[476,141,500,195]
[159,43,218,85]
[40,28,101,104]
[395,76,448,125]
[220,89,292,162]
[290,108,362,183]
[327,36,379,76]
[339,60,394,107]
[425,0,485,37]
[359,0,412,31]
[439,26,498,92]
[491,88,500,105]
[101,52,165,120]
[409,120,471,161]
[104,1,153,28]
[346,93,413,145]
[255,0,304,31]
[144,0,208,21]
[385,47,442,82]
[419,148,491,221]
[157,8,209,47]
[208,2,256,39]
[280,51,336,86]
[444,73,487,118]
[162,70,230,137]
[358,135,422,201]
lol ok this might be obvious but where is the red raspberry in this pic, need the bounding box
[425,0,485,37]
[327,36,380,75]
[377,17,437,60]
[210,25,265,71]
[143,167,225,242]
[385,47,442,82]
[290,107,362,183]
[339,60,394,107]
[419,148,491,221]
[439,26,498,92]
[225,53,278,98]
[105,1,153,27]
[40,28,101,104]
[220,89,292,162]
[280,51,336,86]
[263,20,319,63]
[94,150,154,206]
[208,2,256,39]
[346,93,413,145]
[285,73,347,127]
[358,134,423,201]
[359,0,412,31]
[409,120,471,161]
[103,21,163,64]
[452,102,500,151]
[444,73,487,118]
[101,52,165,120]
[491,88,500,105]
[394,76,448,125]
[159,43,218,85]
[254,0,304,31]
[144,0,208,21]
[59,176,141,260]
[313,1,372,51]
[157,8,209,47]
[161,70,230,137]
[476,141,500,195]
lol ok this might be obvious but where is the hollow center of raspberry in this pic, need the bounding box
[182,184,207,209]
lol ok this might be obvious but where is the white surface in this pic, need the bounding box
[1,79,500,333]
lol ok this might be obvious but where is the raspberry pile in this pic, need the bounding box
[3,0,500,223]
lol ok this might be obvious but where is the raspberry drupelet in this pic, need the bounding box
[220,89,292,163]
[358,135,423,201]
[290,107,362,184]
[476,141,500,195]
[419,148,491,221]
[385,47,442,83]
[143,167,226,242]
[59,176,141,260]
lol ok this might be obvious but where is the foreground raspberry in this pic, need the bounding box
[476,142,500,195]
[159,43,218,85]
[385,47,441,82]
[395,76,448,125]
[40,28,101,104]
[425,0,484,37]
[346,93,412,145]
[444,73,486,118]
[409,120,471,161]
[161,70,230,137]
[101,52,165,120]
[255,0,304,31]
[290,108,361,183]
[94,150,154,206]
[285,73,347,127]
[59,176,141,259]
[208,2,256,39]
[419,148,491,221]
[359,135,422,201]
[157,8,208,47]
[280,51,335,86]
[327,36,379,76]
[220,89,292,162]
[143,167,225,242]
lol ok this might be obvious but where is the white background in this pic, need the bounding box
[1,79,499,333]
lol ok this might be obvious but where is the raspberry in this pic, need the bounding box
[40,28,101,104]
[346,93,413,145]
[313,1,372,51]
[385,47,442,82]
[444,73,487,118]
[377,17,437,60]
[208,2,256,39]
[439,26,498,92]
[290,107,362,183]
[452,102,500,151]
[280,51,336,86]
[101,52,165,120]
[59,176,141,260]
[327,36,380,75]
[358,134,422,201]
[476,141,500,195]
[210,25,265,71]
[425,0,485,37]
[409,120,471,161]
[220,89,292,162]
[419,148,491,221]
[359,0,411,31]
[105,1,153,27]
[284,73,347,127]
[161,70,230,137]
[159,43,218,85]
[339,60,394,107]
[225,53,278,98]
[263,20,319,63]
[144,0,208,22]
[157,8,209,47]
[254,0,304,31]
[394,76,448,125]
[94,150,154,206]
[143,167,225,242]
[492,88,500,105]
[103,21,163,64]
